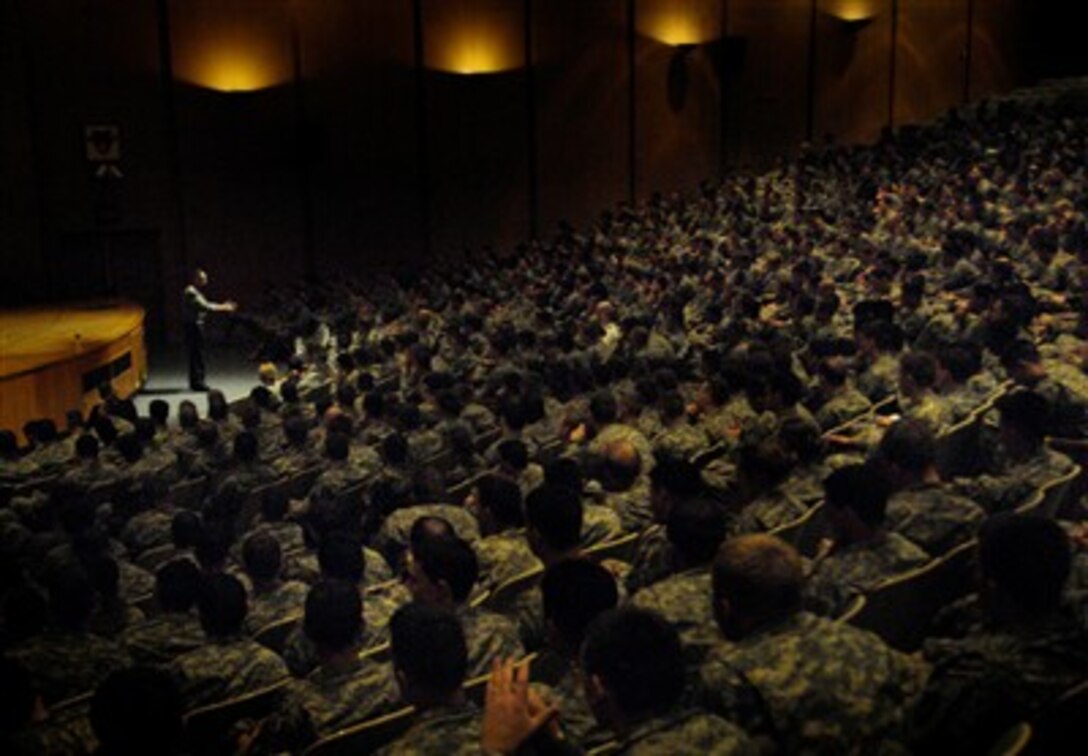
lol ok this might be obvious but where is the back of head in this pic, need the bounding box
[91,667,183,756]
[171,510,203,549]
[738,440,794,490]
[178,400,199,430]
[497,439,530,472]
[304,579,363,652]
[667,497,728,565]
[477,474,524,529]
[542,559,618,649]
[979,514,1071,615]
[390,602,468,698]
[318,532,365,584]
[996,389,1050,447]
[381,432,409,465]
[526,484,583,554]
[411,533,479,604]
[116,432,143,463]
[197,573,247,638]
[242,532,282,581]
[823,463,891,529]
[876,418,936,475]
[899,351,939,390]
[49,565,95,630]
[207,390,228,421]
[233,431,259,463]
[713,534,804,636]
[149,399,170,427]
[544,457,583,492]
[76,433,100,460]
[650,453,703,498]
[156,559,202,613]
[325,432,350,462]
[601,439,641,491]
[581,607,686,721]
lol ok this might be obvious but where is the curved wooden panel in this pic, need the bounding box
[0,300,147,443]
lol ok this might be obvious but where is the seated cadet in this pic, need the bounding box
[953,389,1076,512]
[90,668,185,756]
[545,457,624,548]
[405,527,524,678]
[811,357,872,432]
[123,559,206,665]
[897,351,956,433]
[376,603,480,755]
[251,580,399,753]
[855,319,904,402]
[60,433,117,490]
[579,608,752,754]
[595,439,653,532]
[629,497,727,666]
[626,454,703,593]
[271,416,322,478]
[496,439,544,498]
[240,533,309,635]
[6,565,133,705]
[700,534,927,754]
[469,474,542,592]
[168,573,288,710]
[282,532,403,677]
[908,515,1088,753]
[651,391,711,460]
[806,464,930,617]
[533,559,618,750]
[1001,338,1088,438]
[375,502,481,570]
[874,419,985,554]
[732,440,808,535]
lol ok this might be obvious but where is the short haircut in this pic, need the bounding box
[738,440,794,488]
[876,418,936,473]
[667,497,728,564]
[318,532,364,584]
[650,453,703,498]
[149,399,170,425]
[979,514,1071,614]
[260,488,290,521]
[197,573,248,638]
[233,431,259,463]
[381,432,409,465]
[900,351,939,389]
[713,534,804,620]
[390,602,467,695]
[304,579,363,651]
[242,533,282,581]
[526,484,583,553]
[90,668,183,754]
[171,510,203,549]
[589,390,618,425]
[76,433,100,459]
[325,432,350,462]
[477,474,524,528]
[581,608,685,719]
[996,389,1050,445]
[541,559,618,646]
[823,463,891,528]
[412,534,479,603]
[497,439,529,471]
[156,559,202,613]
[544,457,583,491]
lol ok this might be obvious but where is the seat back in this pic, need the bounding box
[303,706,417,756]
[769,501,825,552]
[583,532,641,564]
[1037,464,1081,518]
[485,566,544,612]
[847,538,977,652]
[935,412,982,479]
[989,722,1032,756]
[240,477,290,528]
[288,465,324,499]
[1027,680,1088,755]
[183,681,288,755]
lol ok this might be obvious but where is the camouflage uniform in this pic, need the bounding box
[373,702,481,756]
[952,446,1076,513]
[902,392,956,433]
[601,481,653,533]
[814,386,873,432]
[474,530,542,593]
[119,507,175,557]
[589,424,655,475]
[885,483,985,554]
[619,708,755,755]
[806,532,930,617]
[857,354,901,402]
[582,503,626,547]
[244,580,310,635]
[624,525,675,594]
[123,610,206,665]
[652,423,712,461]
[733,490,808,535]
[272,445,323,479]
[457,604,526,679]
[910,615,1088,752]
[60,458,119,490]
[376,504,481,557]
[8,630,133,705]
[169,635,289,709]
[700,612,927,754]
[253,656,400,753]
[629,568,718,665]
[700,396,758,445]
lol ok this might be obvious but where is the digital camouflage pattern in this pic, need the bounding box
[805,532,930,617]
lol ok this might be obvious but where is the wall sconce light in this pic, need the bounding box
[823,1,880,31]
[638,0,720,48]
[424,1,522,75]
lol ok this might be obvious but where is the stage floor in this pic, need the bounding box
[133,347,256,416]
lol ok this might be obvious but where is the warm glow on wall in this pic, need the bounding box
[424,0,522,75]
[824,0,882,23]
[171,3,292,92]
[638,0,720,47]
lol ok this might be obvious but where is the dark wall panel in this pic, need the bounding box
[635,0,722,200]
[813,0,892,145]
[422,0,530,257]
[725,0,811,169]
[534,0,629,234]
[970,0,1026,102]
[299,0,421,274]
[895,0,969,127]
[170,0,304,312]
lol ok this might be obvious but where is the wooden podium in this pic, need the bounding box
[0,300,147,444]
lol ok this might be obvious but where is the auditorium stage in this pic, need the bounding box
[0,300,147,442]
[133,347,254,416]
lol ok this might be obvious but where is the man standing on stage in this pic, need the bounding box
[183,268,237,392]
